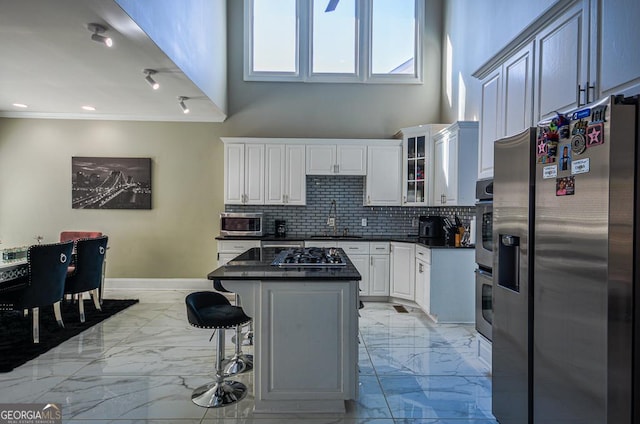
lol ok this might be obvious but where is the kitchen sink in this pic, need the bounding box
[309,235,363,239]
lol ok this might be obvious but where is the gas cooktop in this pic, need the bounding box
[271,247,347,267]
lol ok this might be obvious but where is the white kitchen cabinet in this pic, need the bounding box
[265,144,306,205]
[478,42,533,180]
[223,143,265,205]
[217,239,261,267]
[478,71,502,180]
[396,125,447,206]
[419,248,475,323]
[306,144,367,175]
[597,0,640,97]
[369,242,390,296]
[306,241,390,297]
[432,122,479,206]
[534,1,591,121]
[365,144,402,206]
[414,245,431,313]
[390,242,415,301]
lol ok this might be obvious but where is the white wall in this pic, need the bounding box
[441,0,557,123]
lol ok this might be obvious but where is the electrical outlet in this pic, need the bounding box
[327,217,335,226]
[412,217,418,227]
[361,218,367,227]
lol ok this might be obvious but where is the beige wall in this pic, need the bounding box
[0,0,445,279]
[0,119,224,278]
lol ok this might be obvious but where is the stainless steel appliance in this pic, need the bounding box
[474,178,494,341]
[492,95,640,424]
[220,212,263,236]
[418,216,445,240]
[275,219,287,237]
[271,247,347,267]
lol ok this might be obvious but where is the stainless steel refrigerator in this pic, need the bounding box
[492,95,639,424]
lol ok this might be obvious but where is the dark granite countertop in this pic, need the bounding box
[216,234,474,249]
[207,247,362,281]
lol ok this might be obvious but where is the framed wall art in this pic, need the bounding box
[71,157,152,209]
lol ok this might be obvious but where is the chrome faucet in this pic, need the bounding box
[327,199,338,236]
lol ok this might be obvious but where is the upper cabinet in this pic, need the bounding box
[432,122,479,206]
[365,143,402,206]
[478,43,534,180]
[534,1,590,121]
[396,125,447,206]
[473,0,640,179]
[306,144,367,175]
[224,143,265,205]
[265,144,306,205]
[597,0,640,97]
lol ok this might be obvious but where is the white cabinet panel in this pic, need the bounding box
[479,71,502,180]
[349,254,370,295]
[598,0,640,96]
[306,144,367,175]
[370,254,390,296]
[365,144,402,206]
[432,122,478,206]
[390,242,415,300]
[337,145,367,175]
[503,43,534,137]
[535,2,589,120]
[224,143,264,205]
[306,145,336,175]
[266,144,306,205]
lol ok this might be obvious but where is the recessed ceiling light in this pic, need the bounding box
[82,105,96,111]
[12,103,28,108]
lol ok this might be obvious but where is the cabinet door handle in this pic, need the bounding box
[370,257,373,266]
[403,195,407,204]
[367,195,371,204]
[419,263,423,273]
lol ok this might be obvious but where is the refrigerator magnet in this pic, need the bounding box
[571,133,587,155]
[558,145,571,171]
[556,176,575,196]
[571,158,590,175]
[586,122,604,147]
[543,165,558,179]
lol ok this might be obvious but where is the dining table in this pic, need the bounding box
[0,249,29,294]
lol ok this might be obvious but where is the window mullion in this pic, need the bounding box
[298,0,310,80]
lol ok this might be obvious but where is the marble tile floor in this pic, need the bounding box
[0,289,498,424]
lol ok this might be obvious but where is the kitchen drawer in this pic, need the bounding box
[218,239,261,253]
[304,241,337,248]
[369,242,390,254]
[340,242,370,255]
[415,245,431,264]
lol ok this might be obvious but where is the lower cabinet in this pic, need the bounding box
[414,247,475,323]
[414,246,431,313]
[306,241,390,297]
[390,242,415,301]
[217,240,261,267]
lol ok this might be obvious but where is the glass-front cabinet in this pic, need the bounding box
[396,124,447,206]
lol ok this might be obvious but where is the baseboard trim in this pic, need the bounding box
[104,278,212,291]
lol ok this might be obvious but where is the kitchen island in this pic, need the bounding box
[207,247,361,414]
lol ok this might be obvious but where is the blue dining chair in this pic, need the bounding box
[0,241,74,343]
[64,236,108,323]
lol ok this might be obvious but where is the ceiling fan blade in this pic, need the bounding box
[325,0,339,12]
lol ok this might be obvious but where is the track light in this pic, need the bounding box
[178,96,190,114]
[143,69,159,90]
[88,23,113,47]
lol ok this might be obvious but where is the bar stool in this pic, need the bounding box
[185,291,251,408]
[213,279,253,375]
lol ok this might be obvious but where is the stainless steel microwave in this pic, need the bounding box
[220,212,263,236]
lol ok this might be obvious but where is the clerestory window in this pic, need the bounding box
[244,0,423,83]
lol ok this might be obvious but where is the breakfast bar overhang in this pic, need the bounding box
[207,247,361,414]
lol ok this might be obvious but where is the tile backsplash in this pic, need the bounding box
[225,176,475,236]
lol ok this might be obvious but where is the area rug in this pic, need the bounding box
[0,299,138,373]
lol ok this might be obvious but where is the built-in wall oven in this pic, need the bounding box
[475,178,493,341]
